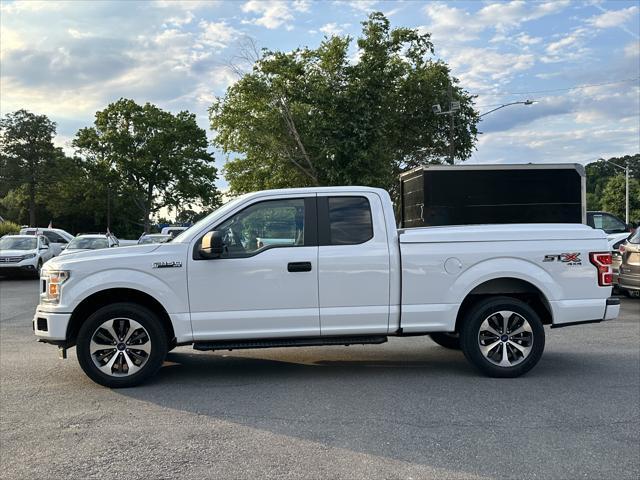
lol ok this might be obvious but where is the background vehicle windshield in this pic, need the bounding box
[67,237,109,250]
[139,235,171,244]
[0,237,37,250]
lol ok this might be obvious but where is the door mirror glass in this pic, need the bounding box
[200,230,224,259]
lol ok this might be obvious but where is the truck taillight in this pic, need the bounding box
[589,252,613,287]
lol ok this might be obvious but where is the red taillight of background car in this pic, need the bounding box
[589,252,613,286]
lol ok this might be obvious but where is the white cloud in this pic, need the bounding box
[332,1,378,14]
[198,20,240,49]
[423,0,570,44]
[625,41,640,58]
[242,0,309,29]
[447,48,535,91]
[319,22,349,37]
[587,6,638,28]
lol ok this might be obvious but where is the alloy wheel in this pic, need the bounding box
[478,310,533,367]
[89,317,151,376]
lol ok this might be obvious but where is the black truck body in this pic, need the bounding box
[399,163,586,228]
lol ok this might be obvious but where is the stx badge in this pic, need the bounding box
[543,253,581,265]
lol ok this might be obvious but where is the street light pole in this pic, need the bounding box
[479,100,535,118]
[600,158,630,224]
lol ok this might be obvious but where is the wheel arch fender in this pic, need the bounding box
[449,258,559,330]
[64,269,188,345]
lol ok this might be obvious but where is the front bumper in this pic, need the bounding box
[0,263,38,276]
[33,309,71,341]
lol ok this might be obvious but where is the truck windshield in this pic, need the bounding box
[0,237,37,250]
[172,195,250,243]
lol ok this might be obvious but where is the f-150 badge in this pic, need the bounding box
[543,253,581,265]
[152,261,183,268]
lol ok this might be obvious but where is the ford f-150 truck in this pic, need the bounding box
[33,187,620,387]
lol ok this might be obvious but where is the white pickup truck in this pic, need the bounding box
[33,187,619,387]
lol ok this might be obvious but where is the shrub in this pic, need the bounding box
[0,221,21,237]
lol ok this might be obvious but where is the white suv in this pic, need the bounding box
[20,228,74,256]
[0,235,54,277]
[59,233,119,256]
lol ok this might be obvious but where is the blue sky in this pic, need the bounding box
[1,0,639,188]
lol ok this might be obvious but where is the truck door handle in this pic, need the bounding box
[288,262,312,272]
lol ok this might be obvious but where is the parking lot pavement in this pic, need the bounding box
[0,278,638,480]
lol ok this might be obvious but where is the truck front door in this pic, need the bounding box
[188,195,320,340]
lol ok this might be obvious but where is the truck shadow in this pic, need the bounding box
[115,346,638,479]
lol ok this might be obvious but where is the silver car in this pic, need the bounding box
[618,229,640,297]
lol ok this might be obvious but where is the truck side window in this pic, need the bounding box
[216,198,306,257]
[327,197,373,245]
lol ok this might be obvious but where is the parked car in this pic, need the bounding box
[59,233,119,256]
[617,229,640,297]
[160,226,188,237]
[138,234,172,245]
[20,227,74,256]
[0,234,53,277]
[610,233,631,287]
[33,186,619,388]
[587,211,634,235]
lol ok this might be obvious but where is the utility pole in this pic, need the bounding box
[448,83,454,164]
[625,164,629,224]
[601,158,630,224]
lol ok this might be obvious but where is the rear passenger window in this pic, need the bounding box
[328,197,373,245]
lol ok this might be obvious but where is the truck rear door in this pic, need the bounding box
[317,193,390,335]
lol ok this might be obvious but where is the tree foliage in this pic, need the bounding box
[210,12,479,197]
[73,99,219,232]
[0,109,62,226]
[585,154,639,212]
[600,175,640,223]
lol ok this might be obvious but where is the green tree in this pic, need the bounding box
[600,175,640,224]
[586,154,639,211]
[73,99,219,232]
[210,12,478,197]
[0,110,62,226]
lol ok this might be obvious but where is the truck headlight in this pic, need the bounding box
[42,270,70,304]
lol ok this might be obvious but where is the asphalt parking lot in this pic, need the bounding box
[0,277,638,480]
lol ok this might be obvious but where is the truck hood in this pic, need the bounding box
[45,244,161,270]
[400,223,607,243]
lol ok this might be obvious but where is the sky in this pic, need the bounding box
[1,0,639,189]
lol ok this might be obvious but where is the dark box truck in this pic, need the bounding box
[399,163,586,228]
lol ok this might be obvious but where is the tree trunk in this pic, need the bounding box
[29,178,36,227]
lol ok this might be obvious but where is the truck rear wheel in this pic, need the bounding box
[76,302,167,388]
[460,296,545,378]
[429,332,460,350]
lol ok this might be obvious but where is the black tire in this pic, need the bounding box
[76,302,167,388]
[35,260,43,278]
[429,332,461,350]
[460,296,545,378]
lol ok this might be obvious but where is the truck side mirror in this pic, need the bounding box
[200,231,224,259]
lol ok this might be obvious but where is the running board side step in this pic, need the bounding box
[193,335,388,352]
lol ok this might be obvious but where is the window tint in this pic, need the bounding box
[216,198,305,257]
[43,231,67,243]
[328,197,373,245]
[602,214,626,233]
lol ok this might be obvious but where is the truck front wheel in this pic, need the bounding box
[460,296,545,378]
[76,302,168,388]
